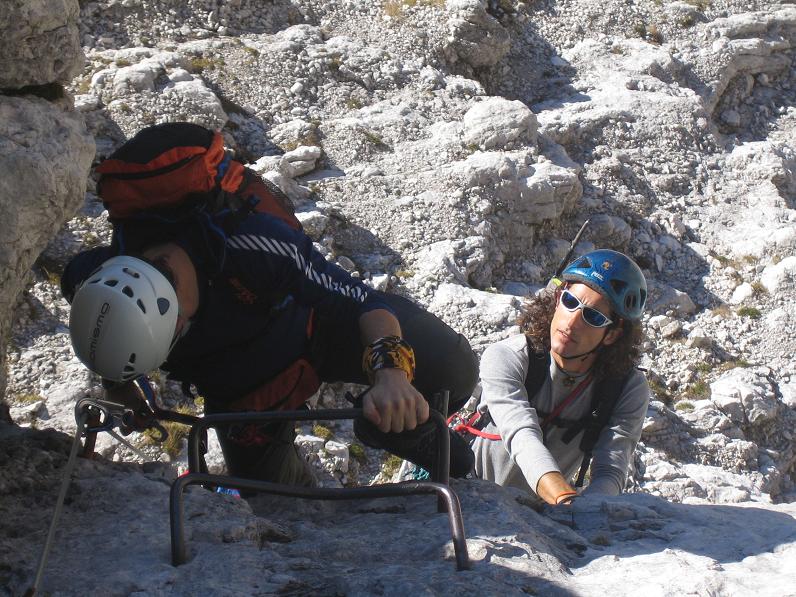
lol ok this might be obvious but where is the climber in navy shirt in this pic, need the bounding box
[63,210,478,485]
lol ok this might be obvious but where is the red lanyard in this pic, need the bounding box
[540,374,593,430]
[450,373,594,441]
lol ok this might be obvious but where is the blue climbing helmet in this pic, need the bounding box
[561,249,647,322]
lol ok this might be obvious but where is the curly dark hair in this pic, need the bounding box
[517,287,644,379]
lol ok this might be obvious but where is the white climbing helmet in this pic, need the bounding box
[69,256,180,382]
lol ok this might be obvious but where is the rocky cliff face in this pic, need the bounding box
[0,0,94,410]
[1,0,796,594]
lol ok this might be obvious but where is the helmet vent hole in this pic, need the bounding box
[122,267,141,279]
[128,353,136,364]
[574,256,592,269]
[104,279,118,287]
[122,286,134,298]
[89,278,101,284]
[157,298,171,315]
[137,299,146,314]
[610,279,627,294]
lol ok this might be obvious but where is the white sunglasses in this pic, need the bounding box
[559,289,614,328]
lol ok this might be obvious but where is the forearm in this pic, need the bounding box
[357,308,426,431]
[580,450,633,496]
[536,471,577,505]
[358,308,402,345]
[480,340,563,494]
[582,371,651,496]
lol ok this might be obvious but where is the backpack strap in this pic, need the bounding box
[572,372,631,487]
[523,337,550,399]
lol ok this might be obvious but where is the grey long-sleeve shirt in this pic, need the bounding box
[472,334,650,496]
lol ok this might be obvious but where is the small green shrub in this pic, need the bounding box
[327,56,342,71]
[709,251,732,267]
[675,400,695,412]
[737,306,761,319]
[717,359,751,372]
[695,362,712,374]
[143,421,186,459]
[634,23,663,44]
[115,58,132,67]
[312,423,334,441]
[677,15,696,28]
[750,281,767,295]
[381,454,404,478]
[684,0,711,10]
[349,442,367,464]
[384,0,443,16]
[362,130,388,148]
[188,56,225,73]
[711,304,732,318]
[685,380,709,399]
[42,267,60,287]
[13,393,44,404]
[648,378,672,403]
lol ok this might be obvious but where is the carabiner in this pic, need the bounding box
[75,397,122,434]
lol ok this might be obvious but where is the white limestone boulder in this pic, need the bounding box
[0,96,93,396]
[462,98,538,150]
[761,256,796,294]
[0,0,83,88]
[710,369,779,426]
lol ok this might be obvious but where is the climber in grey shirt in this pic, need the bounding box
[472,250,651,505]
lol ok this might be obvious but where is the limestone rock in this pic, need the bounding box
[686,327,712,349]
[647,281,697,316]
[324,440,349,474]
[710,369,779,426]
[445,0,510,68]
[0,0,84,88]
[761,256,796,294]
[781,382,796,410]
[0,95,93,399]
[730,282,755,305]
[462,98,538,150]
[296,211,329,239]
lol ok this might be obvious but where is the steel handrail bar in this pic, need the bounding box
[170,473,470,571]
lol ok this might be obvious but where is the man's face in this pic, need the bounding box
[549,282,622,367]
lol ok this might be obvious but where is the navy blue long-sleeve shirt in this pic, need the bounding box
[62,213,392,403]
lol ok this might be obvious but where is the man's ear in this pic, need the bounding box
[603,324,623,346]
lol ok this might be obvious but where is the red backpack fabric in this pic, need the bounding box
[97,122,300,229]
[96,122,301,275]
